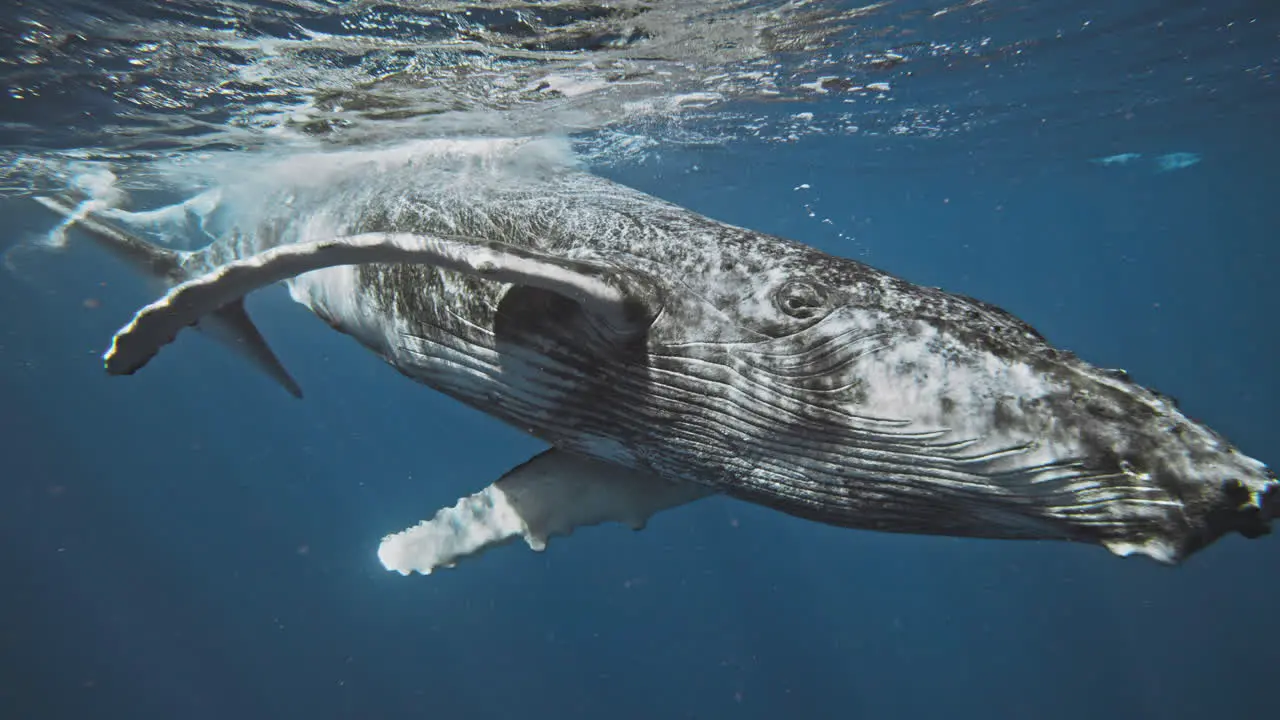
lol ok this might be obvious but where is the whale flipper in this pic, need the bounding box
[34,194,303,398]
[105,232,657,378]
[377,449,713,576]
[204,300,304,398]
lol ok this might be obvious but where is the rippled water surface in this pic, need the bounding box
[3,0,1276,189]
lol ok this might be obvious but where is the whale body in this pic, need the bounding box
[38,138,1277,574]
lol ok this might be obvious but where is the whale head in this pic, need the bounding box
[580,228,1280,564]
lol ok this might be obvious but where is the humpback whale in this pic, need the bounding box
[36,137,1276,574]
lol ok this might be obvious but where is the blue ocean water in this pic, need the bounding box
[2,2,1278,719]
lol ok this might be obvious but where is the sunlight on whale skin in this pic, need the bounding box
[34,137,1277,575]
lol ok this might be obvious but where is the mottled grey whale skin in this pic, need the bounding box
[42,138,1277,567]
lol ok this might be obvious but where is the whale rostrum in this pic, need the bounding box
[37,137,1277,573]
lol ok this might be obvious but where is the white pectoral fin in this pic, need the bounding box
[36,194,302,398]
[377,449,714,577]
[104,232,655,379]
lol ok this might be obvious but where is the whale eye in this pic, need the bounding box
[776,280,829,319]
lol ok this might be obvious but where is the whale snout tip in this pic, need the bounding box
[1112,466,1278,565]
[1248,471,1280,530]
[1200,471,1278,550]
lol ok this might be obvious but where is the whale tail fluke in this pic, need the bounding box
[32,194,304,398]
[33,194,188,284]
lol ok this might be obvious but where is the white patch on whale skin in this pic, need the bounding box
[287,265,390,348]
[1102,537,1178,565]
[285,249,517,416]
[813,307,1054,436]
[279,210,402,354]
[864,334,1075,478]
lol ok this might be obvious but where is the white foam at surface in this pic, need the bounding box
[531,74,611,98]
[183,136,578,204]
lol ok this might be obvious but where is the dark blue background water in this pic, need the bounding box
[2,26,1279,720]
